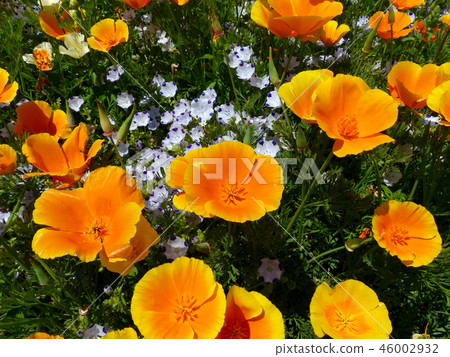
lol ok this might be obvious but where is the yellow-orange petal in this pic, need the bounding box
[121,0,151,9]
[332,134,395,157]
[427,81,450,122]
[0,68,18,103]
[84,166,144,218]
[372,201,442,267]
[278,69,334,121]
[0,144,17,176]
[88,19,129,52]
[39,10,66,40]
[22,133,68,173]
[131,257,226,339]
[310,280,392,339]
[61,123,88,168]
[166,147,204,189]
[249,291,285,338]
[320,21,350,46]
[391,0,425,11]
[33,188,92,232]
[24,332,62,339]
[102,328,138,339]
[250,0,272,29]
[32,228,102,261]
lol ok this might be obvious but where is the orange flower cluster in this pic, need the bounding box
[22,123,103,188]
[372,201,442,267]
[31,166,160,275]
[166,141,284,223]
[387,61,450,109]
[131,257,284,338]
[310,279,392,339]
[251,0,343,42]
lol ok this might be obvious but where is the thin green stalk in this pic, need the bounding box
[408,178,419,201]
[432,27,450,64]
[279,37,301,87]
[306,246,346,264]
[369,153,383,205]
[109,136,125,169]
[285,151,334,234]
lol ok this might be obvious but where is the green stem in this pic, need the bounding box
[369,153,383,205]
[285,151,334,234]
[306,246,346,264]
[432,27,450,64]
[109,136,125,169]
[34,256,58,282]
[389,25,394,71]
[279,37,301,87]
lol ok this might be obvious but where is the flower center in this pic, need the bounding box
[220,184,247,206]
[220,321,250,339]
[334,309,357,333]
[172,295,199,323]
[389,224,410,246]
[33,49,52,71]
[337,114,359,140]
[88,219,109,243]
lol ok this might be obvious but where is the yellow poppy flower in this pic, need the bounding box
[0,68,18,103]
[87,19,129,52]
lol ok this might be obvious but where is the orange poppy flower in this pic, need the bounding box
[172,0,190,4]
[87,19,129,52]
[121,0,151,9]
[251,0,343,42]
[427,81,450,126]
[391,0,425,10]
[0,144,17,176]
[131,257,226,338]
[22,123,103,188]
[102,328,138,339]
[24,332,62,339]
[216,285,284,339]
[99,215,160,275]
[0,68,18,103]
[278,69,334,124]
[32,166,148,263]
[13,100,70,139]
[319,20,350,46]
[166,141,284,223]
[372,201,442,267]
[387,61,440,109]
[312,74,398,157]
[369,11,414,40]
[414,20,439,42]
[39,10,78,41]
[310,279,392,339]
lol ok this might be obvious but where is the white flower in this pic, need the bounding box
[67,96,84,112]
[133,111,150,127]
[382,171,402,187]
[248,73,270,89]
[189,126,205,141]
[160,81,177,98]
[82,324,107,339]
[165,126,186,145]
[59,32,90,59]
[148,118,159,130]
[141,13,152,23]
[255,140,280,157]
[162,236,188,260]
[265,89,282,108]
[184,141,202,153]
[258,258,282,283]
[160,110,174,125]
[106,65,124,82]
[234,45,252,62]
[116,92,134,109]
[23,42,54,71]
[191,98,214,122]
[200,87,217,102]
[0,211,11,235]
[422,114,440,126]
[265,112,282,130]
[236,61,255,80]
[281,55,300,71]
[117,142,129,157]
[151,74,165,87]
[120,8,136,21]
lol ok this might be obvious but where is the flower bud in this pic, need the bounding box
[195,242,210,254]
[210,9,224,42]
[65,100,76,128]
[116,104,136,143]
[388,5,395,26]
[97,101,115,136]
[345,238,366,252]
[269,47,279,85]
[243,121,253,146]
[296,124,307,150]
[363,17,382,56]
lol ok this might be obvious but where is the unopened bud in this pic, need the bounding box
[363,17,382,56]
[243,121,253,146]
[116,104,136,143]
[388,5,395,25]
[210,9,224,42]
[269,47,279,85]
[296,124,307,149]
[195,242,210,254]
[345,238,366,252]
[97,101,115,136]
[65,100,76,128]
